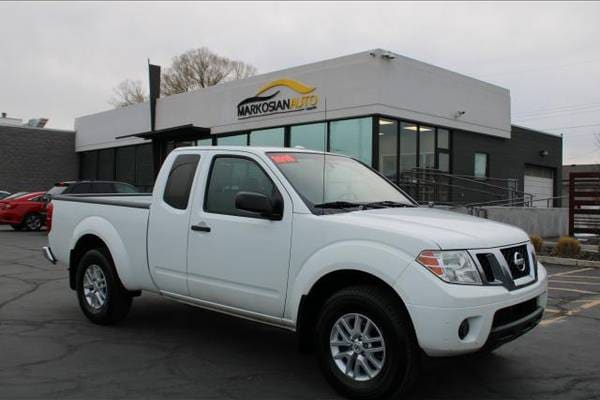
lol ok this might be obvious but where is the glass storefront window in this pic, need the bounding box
[399,122,417,172]
[196,138,212,146]
[98,149,115,180]
[217,134,248,146]
[378,118,397,181]
[438,152,450,172]
[135,144,154,189]
[250,127,285,147]
[329,117,372,164]
[80,151,98,180]
[419,126,435,169]
[437,129,449,149]
[474,153,488,178]
[115,146,136,184]
[290,123,326,151]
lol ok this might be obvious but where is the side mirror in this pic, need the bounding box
[235,191,282,220]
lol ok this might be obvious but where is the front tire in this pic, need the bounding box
[315,286,419,400]
[76,248,132,325]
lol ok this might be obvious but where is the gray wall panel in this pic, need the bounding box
[0,126,78,193]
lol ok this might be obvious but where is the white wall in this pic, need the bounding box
[75,49,511,152]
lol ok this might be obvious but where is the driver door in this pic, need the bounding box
[186,152,293,317]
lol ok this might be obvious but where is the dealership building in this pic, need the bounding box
[73,49,562,205]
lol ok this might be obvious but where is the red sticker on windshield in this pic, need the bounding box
[269,154,297,164]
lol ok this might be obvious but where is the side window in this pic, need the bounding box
[163,154,200,210]
[94,182,115,193]
[114,182,139,193]
[205,157,280,217]
[70,183,93,194]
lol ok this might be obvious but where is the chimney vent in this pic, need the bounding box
[1,112,6,118]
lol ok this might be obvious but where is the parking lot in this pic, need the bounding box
[0,226,599,400]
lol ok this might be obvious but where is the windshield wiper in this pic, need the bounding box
[314,200,415,210]
[361,201,415,208]
[314,201,362,209]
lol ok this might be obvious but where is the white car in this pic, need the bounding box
[44,147,547,399]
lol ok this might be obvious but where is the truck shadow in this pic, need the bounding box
[115,294,516,399]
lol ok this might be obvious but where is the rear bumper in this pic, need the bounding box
[42,246,57,264]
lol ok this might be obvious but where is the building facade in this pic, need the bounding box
[74,49,563,206]
[0,122,78,193]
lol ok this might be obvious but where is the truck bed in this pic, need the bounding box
[49,193,156,292]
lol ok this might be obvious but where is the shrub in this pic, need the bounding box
[554,236,581,258]
[530,234,544,253]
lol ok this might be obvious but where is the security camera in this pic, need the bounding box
[454,110,466,118]
[381,51,396,60]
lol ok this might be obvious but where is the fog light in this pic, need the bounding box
[458,319,470,340]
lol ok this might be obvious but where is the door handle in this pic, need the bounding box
[191,223,211,232]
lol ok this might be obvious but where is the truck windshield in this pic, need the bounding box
[268,152,415,213]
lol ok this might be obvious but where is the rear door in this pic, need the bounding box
[148,152,202,295]
[186,151,293,317]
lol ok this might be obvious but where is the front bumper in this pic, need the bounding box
[483,304,544,350]
[396,260,548,357]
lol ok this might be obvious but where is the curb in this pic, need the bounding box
[538,255,600,268]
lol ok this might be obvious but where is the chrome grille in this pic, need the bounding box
[500,245,530,280]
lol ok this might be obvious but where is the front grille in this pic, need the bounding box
[492,297,538,328]
[476,253,496,283]
[500,245,530,280]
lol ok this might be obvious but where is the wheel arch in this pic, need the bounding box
[68,234,110,290]
[296,269,414,353]
[67,217,135,291]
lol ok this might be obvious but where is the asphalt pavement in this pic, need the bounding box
[1,226,599,399]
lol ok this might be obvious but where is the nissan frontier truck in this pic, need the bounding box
[44,146,547,399]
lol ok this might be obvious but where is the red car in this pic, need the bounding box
[0,191,48,231]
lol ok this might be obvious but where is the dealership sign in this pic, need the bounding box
[237,78,319,119]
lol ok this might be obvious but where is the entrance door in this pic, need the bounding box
[186,152,293,317]
[524,165,555,208]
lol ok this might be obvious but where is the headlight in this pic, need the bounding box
[416,250,482,285]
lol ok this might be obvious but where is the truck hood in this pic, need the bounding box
[331,207,529,250]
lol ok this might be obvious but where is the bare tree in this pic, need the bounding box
[108,79,148,107]
[109,48,257,107]
[161,47,257,96]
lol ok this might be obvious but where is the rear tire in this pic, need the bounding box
[315,286,419,400]
[76,248,132,325]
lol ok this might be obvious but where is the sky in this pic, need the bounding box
[1,1,599,164]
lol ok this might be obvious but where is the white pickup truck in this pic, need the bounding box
[44,146,547,399]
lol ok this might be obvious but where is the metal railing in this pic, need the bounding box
[397,168,532,207]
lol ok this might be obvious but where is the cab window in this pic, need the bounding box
[204,156,281,218]
[163,154,200,210]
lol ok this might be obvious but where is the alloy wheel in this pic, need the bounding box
[25,215,41,231]
[329,313,386,382]
[82,264,108,310]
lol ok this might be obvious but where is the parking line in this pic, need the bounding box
[549,280,600,286]
[547,268,594,278]
[554,275,600,280]
[548,286,599,295]
[541,299,600,326]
